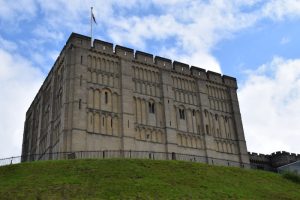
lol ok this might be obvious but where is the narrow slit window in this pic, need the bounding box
[105,92,108,104]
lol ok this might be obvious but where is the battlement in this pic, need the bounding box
[249,151,300,158]
[249,151,300,170]
[67,32,238,87]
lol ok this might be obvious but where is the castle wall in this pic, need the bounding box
[21,33,250,167]
[249,151,300,171]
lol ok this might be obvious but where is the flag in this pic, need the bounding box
[92,10,97,24]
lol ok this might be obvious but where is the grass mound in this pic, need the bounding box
[282,171,300,184]
[1,159,300,199]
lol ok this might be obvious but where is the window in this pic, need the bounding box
[206,125,209,135]
[148,102,155,113]
[105,92,108,104]
[179,108,185,119]
[204,110,208,117]
[192,109,195,116]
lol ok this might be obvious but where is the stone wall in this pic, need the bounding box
[21,33,250,167]
[249,151,300,171]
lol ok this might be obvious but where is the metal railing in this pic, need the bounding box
[0,150,251,168]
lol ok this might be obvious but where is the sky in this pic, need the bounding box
[1,0,300,158]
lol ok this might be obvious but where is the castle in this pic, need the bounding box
[21,33,250,167]
[249,151,300,171]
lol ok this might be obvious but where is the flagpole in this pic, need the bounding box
[91,7,93,48]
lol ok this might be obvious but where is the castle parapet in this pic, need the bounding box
[67,32,243,87]
[94,39,114,53]
[207,71,223,84]
[154,56,172,70]
[173,61,190,75]
[223,75,238,89]
[115,45,134,59]
[190,66,206,80]
[135,51,153,64]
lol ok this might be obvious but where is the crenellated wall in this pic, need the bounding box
[22,32,249,167]
[67,33,239,87]
[249,151,300,171]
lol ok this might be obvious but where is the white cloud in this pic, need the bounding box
[0,0,37,23]
[280,36,290,45]
[262,0,300,20]
[0,36,17,52]
[0,48,44,158]
[239,57,300,154]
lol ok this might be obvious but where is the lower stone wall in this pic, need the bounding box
[249,151,300,172]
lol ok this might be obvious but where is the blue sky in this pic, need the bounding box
[1,0,300,158]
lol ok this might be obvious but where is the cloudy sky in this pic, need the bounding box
[1,0,300,158]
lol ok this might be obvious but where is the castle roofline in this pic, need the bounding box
[66,32,239,88]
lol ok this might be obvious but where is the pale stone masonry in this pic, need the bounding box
[21,33,250,166]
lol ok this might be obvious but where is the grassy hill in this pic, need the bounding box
[0,159,300,199]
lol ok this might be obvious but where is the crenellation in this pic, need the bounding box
[190,66,206,80]
[135,51,154,64]
[154,56,172,69]
[249,151,300,171]
[173,61,190,75]
[93,39,114,53]
[114,45,134,59]
[207,71,223,84]
[222,75,237,89]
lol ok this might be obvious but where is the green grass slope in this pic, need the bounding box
[0,159,299,199]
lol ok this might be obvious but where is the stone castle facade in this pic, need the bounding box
[21,33,250,167]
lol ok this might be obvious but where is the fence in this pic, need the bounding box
[0,150,251,168]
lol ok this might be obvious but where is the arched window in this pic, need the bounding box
[148,102,155,113]
[179,108,185,119]
[215,114,218,121]
[204,110,208,117]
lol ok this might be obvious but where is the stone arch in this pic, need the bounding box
[112,92,119,113]
[87,70,91,82]
[94,113,100,133]
[140,128,145,140]
[177,134,182,145]
[101,114,106,134]
[92,71,97,83]
[88,88,94,108]
[87,112,93,132]
[94,89,100,110]
[107,115,112,135]
[101,88,112,111]
[96,58,100,70]
[87,55,92,67]
[197,138,202,149]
